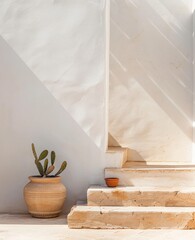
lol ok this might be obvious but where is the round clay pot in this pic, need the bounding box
[105,177,119,187]
[24,176,66,218]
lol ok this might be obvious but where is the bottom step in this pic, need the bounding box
[68,205,195,229]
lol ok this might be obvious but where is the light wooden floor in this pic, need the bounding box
[1,214,195,240]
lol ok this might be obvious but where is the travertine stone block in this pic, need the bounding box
[68,205,195,229]
[123,161,195,168]
[88,186,195,207]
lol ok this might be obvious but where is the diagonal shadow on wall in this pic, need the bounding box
[0,36,105,213]
[110,0,193,140]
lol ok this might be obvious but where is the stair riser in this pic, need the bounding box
[105,169,195,187]
[88,189,195,207]
[68,208,195,229]
[105,148,127,168]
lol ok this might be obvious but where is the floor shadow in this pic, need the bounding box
[0,214,67,225]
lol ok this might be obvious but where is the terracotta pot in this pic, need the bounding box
[105,177,119,187]
[24,176,66,218]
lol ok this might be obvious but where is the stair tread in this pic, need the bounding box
[125,161,195,165]
[107,147,127,152]
[88,185,195,192]
[124,162,195,168]
[71,205,195,212]
[68,205,195,229]
[106,166,195,171]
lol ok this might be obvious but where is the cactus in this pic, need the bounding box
[43,159,48,175]
[55,161,67,176]
[32,143,38,161]
[31,143,67,177]
[46,165,55,176]
[35,160,44,176]
[32,143,48,161]
[38,150,48,161]
[51,151,56,165]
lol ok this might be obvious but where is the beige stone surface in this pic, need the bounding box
[2,214,195,240]
[105,167,195,187]
[0,213,66,225]
[68,205,195,229]
[105,147,128,168]
[124,161,195,168]
[88,186,195,207]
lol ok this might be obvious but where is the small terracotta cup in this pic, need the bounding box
[105,177,119,187]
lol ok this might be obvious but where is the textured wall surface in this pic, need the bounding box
[109,0,193,162]
[0,37,105,213]
[0,1,107,213]
[194,3,195,163]
[0,0,107,149]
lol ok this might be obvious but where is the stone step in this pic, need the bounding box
[67,205,195,229]
[105,167,195,187]
[105,147,128,168]
[123,161,195,168]
[88,186,195,207]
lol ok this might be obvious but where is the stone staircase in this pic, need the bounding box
[67,148,195,229]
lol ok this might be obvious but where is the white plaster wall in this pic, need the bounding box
[193,1,195,162]
[109,0,193,162]
[0,37,105,213]
[0,0,107,150]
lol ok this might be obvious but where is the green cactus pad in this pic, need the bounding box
[31,143,38,161]
[51,151,56,165]
[46,165,55,176]
[55,161,67,176]
[44,159,48,175]
[35,160,44,176]
[38,150,48,161]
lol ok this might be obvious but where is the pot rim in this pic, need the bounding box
[29,175,61,178]
[105,177,119,180]
[28,176,61,183]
